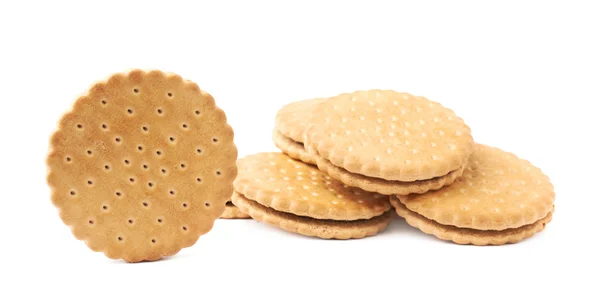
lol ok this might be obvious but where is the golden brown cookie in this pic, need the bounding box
[233,192,393,239]
[233,152,392,239]
[390,144,555,245]
[46,69,238,262]
[304,89,474,194]
[273,98,327,164]
[220,201,251,219]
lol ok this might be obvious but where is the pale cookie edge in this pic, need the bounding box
[308,145,467,195]
[232,192,392,240]
[390,196,554,246]
[272,129,316,165]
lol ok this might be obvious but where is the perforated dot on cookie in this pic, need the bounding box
[169,136,176,143]
[194,110,201,116]
[181,123,189,130]
[101,100,107,106]
[195,148,203,155]
[101,204,109,211]
[182,202,188,209]
[126,108,134,115]
[117,236,124,242]
[137,145,144,152]
[212,137,219,143]
[160,168,168,175]
[157,218,163,224]
[141,125,149,133]
[104,164,111,171]
[114,137,122,144]
[215,170,222,176]
[196,177,202,183]
[182,226,188,231]
[180,163,187,169]
[147,182,154,188]
[86,149,93,156]
[128,219,134,225]
[167,92,173,98]
[128,177,136,183]
[204,202,211,207]
[155,150,163,157]
[87,180,94,186]
[101,123,108,130]
[142,201,149,208]
[133,88,139,94]
[151,239,156,244]
[142,163,149,170]
[169,189,176,196]
[88,219,94,225]
[65,156,72,163]
[115,190,122,197]
[69,190,77,196]
[76,123,83,130]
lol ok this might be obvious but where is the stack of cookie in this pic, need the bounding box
[232,89,555,244]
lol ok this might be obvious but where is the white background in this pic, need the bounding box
[1,1,598,300]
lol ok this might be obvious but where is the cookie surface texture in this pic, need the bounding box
[232,192,393,240]
[234,152,391,220]
[304,90,474,183]
[46,69,238,262]
[392,144,555,245]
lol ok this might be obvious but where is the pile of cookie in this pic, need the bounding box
[229,90,555,245]
[46,69,554,263]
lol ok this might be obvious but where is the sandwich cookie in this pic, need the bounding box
[390,144,555,245]
[304,89,474,195]
[273,98,327,165]
[232,152,393,239]
[46,69,238,262]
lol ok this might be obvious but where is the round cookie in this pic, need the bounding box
[220,202,251,219]
[46,69,238,262]
[391,144,555,245]
[234,152,391,220]
[233,192,393,240]
[304,89,474,194]
[273,98,327,164]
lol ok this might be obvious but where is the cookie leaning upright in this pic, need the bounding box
[273,98,327,165]
[304,89,474,195]
[390,144,555,245]
[232,153,393,239]
[46,69,238,262]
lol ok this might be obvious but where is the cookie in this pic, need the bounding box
[273,98,327,164]
[220,201,251,219]
[46,69,238,262]
[233,152,392,239]
[390,144,555,245]
[304,89,474,195]
[272,129,315,165]
[232,192,393,239]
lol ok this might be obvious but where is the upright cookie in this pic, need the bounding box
[46,69,238,262]
[232,153,393,239]
[390,144,555,245]
[304,89,474,195]
[273,98,327,165]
